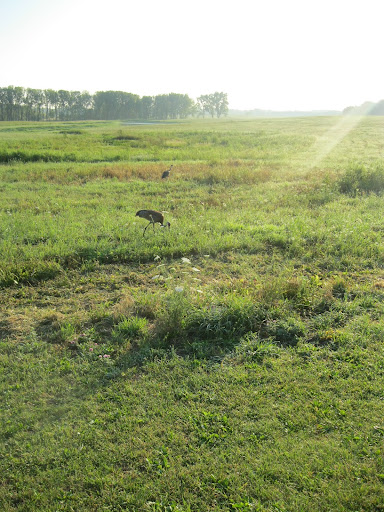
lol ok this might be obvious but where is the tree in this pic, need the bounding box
[0,85,207,121]
[173,93,194,118]
[197,92,228,118]
[197,94,215,118]
[79,91,94,119]
[33,89,44,121]
[369,100,384,115]
[93,91,140,120]
[58,90,71,120]
[66,91,93,120]
[25,88,39,121]
[44,89,59,120]
[4,86,24,121]
[212,92,228,118]
[153,94,169,119]
[140,96,154,119]
[12,87,25,120]
[94,91,113,119]
[0,88,6,120]
[151,93,194,120]
[196,95,209,117]
[120,92,140,119]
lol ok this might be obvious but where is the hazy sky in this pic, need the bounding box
[1,0,383,111]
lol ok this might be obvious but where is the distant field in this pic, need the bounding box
[1,117,384,511]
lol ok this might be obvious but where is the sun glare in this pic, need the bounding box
[308,115,365,168]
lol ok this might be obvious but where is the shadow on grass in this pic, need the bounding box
[90,299,309,384]
[30,275,357,393]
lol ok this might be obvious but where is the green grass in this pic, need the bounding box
[1,116,384,511]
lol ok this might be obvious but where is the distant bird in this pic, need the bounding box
[135,209,171,236]
[161,165,173,179]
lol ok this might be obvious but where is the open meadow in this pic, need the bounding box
[1,116,384,511]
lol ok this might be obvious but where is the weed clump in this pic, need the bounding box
[112,316,149,344]
[153,291,262,350]
[0,261,62,287]
[185,296,257,341]
[331,277,348,299]
[229,333,279,363]
[264,317,306,346]
[338,164,384,196]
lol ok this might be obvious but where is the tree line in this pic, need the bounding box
[0,86,228,122]
[343,100,384,116]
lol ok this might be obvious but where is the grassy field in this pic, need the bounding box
[1,116,384,511]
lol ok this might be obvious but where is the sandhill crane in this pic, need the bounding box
[135,209,171,236]
[161,165,173,179]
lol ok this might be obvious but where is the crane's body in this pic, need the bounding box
[161,165,173,179]
[136,209,170,236]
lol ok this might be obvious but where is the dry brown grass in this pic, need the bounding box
[99,161,275,185]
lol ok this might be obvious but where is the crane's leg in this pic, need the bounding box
[143,221,153,236]
[149,214,155,232]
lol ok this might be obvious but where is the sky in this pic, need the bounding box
[0,0,383,111]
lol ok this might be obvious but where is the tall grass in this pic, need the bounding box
[338,162,384,196]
